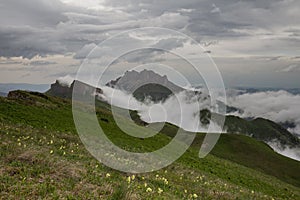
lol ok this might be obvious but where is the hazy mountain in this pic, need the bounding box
[225,115,300,148]
[106,69,184,102]
[46,80,102,99]
[236,87,300,95]
[44,69,300,152]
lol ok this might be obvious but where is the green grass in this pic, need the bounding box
[225,115,300,147]
[0,91,300,199]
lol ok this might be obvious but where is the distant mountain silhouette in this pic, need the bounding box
[46,80,102,99]
[45,71,300,149]
[106,69,184,102]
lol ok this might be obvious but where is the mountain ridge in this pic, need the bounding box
[46,79,103,99]
[1,90,300,192]
[45,73,300,152]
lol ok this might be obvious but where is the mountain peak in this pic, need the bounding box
[106,70,183,92]
[106,70,184,102]
[46,80,102,99]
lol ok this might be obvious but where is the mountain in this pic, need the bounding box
[197,109,300,149]
[106,69,184,102]
[47,76,300,152]
[107,70,243,114]
[225,115,300,148]
[235,87,300,95]
[46,80,103,99]
[0,90,299,199]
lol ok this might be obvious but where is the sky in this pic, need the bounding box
[0,0,300,88]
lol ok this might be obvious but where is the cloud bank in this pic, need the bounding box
[1,0,300,87]
[99,86,223,133]
[1,0,300,59]
[227,90,300,137]
[268,141,300,161]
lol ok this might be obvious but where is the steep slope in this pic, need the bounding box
[47,79,300,154]
[225,115,300,148]
[2,120,300,199]
[1,91,300,192]
[46,80,103,99]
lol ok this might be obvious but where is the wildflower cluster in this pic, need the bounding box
[155,174,169,185]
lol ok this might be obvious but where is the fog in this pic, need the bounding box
[227,90,300,136]
[268,141,300,161]
[99,86,223,133]
[227,90,300,161]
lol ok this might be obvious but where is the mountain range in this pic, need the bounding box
[46,70,300,152]
[1,88,300,199]
[1,72,300,198]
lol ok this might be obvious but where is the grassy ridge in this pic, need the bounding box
[0,91,300,199]
[225,115,300,147]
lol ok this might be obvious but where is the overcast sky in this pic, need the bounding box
[0,0,300,88]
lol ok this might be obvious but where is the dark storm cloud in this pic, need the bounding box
[0,0,299,60]
[0,0,69,58]
[0,0,68,27]
[0,26,67,59]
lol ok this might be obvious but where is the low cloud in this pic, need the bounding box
[57,75,74,87]
[268,141,300,161]
[99,86,223,133]
[227,90,300,136]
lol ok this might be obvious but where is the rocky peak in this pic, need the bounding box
[106,70,183,93]
[46,80,102,99]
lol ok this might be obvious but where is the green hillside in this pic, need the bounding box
[0,91,299,199]
[225,116,300,147]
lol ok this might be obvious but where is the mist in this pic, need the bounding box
[268,141,300,161]
[227,90,300,136]
[99,86,223,133]
[227,90,300,161]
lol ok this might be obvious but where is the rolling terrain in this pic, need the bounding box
[0,91,299,199]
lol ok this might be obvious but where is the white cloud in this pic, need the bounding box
[61,0,108,11]
[227,90,300,136]
[1,0,300,87]
[178,8,195,13]
[100,86,222,133]
[57,74,74,87]
[268,141,300,161]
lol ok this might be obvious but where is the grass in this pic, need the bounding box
[0,91,300,199]
[225,115,300,147]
